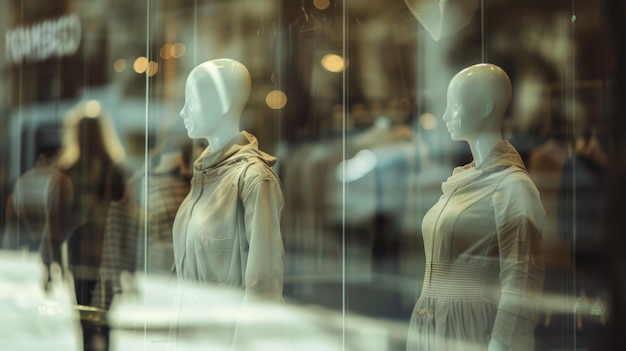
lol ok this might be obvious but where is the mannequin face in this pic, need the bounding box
[180,59,251,149]
[442,78,482,141]
[442,64,512,142]
[180,76,223,139]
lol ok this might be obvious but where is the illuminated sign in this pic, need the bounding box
[5,14,82,64]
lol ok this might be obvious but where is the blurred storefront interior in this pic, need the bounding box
[1,0,625,350]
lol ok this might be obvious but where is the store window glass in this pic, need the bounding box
[0,1,622,351]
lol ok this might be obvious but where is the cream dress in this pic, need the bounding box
[407,141,545,351]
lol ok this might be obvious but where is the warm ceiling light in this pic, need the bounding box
[147,61,158,77]
[133,56,148,73]
[321,54,345,73]
[265,90,287,110]
[160,43,173,60]
[313,0,330,10]
[171,43,186,58]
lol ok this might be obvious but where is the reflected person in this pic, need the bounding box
[58,104,128,351]
[173,58,285,302]
[59,105,128,306]
[407,64,545,351]
[90,135,193,310]
[3,135,73,269]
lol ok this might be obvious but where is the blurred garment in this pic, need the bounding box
[91,168,190,309]
[3,156,73,266]
[528,138,570,268]
[135,170,192,274]
[90,200,137,310]
[558,143,606,295]
[407,141,545,351]
[64,160,126,294]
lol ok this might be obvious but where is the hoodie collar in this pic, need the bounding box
[442,140,526,193]
[474,140,526,173]
[194,131,276,171]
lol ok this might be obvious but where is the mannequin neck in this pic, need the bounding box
[466,132,502,167]
[205,121,240,153]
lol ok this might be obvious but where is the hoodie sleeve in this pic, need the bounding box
[240,162,285,302]
[491,170,545,350]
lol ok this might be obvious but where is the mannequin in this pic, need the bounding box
[407,64,545,351]
[173,58,285,302]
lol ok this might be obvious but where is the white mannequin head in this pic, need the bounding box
[180,58,251,151]
[442,63,512,165]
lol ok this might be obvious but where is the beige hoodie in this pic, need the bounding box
[172,131,284,302]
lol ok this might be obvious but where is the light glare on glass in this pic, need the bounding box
[171,43,186,58]
[321,54,345,73]
[337,149,377,182]
[113,59,127,73]
[133,56,148,73]
[85,100,102,118]
[266,90,287,110]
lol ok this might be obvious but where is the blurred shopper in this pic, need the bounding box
[91,132,192,310]
[3,126,74,270]
[57,101,128,351]
[558,125,608,345]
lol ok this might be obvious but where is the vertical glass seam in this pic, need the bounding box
[341,0,349,350]
[143,0,152,348]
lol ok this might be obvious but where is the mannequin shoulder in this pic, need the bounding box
[241,161,280,183]
[496,166,540,192]
[239,161,283,201]
[493,167,545,220]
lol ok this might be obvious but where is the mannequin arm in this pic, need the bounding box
[231,164,285,350]
[241,165,285,302]
[491,173,545,350]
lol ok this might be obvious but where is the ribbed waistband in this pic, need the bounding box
[420,262,498,300]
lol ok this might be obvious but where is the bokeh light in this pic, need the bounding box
[321,54,345,73]
[160,43,173,59]
[171,43,186,58]
[313,0,330,10]
[133,56,148,73]
[266,90,288,110]
[85,100,102,118]
[147,61,158,77]
[113,59,127,73]
[419,113,438,130]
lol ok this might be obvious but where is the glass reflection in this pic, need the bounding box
[0,0,617,350]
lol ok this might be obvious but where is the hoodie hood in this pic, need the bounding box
[451,140,525,176]
[194,131,276,171]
